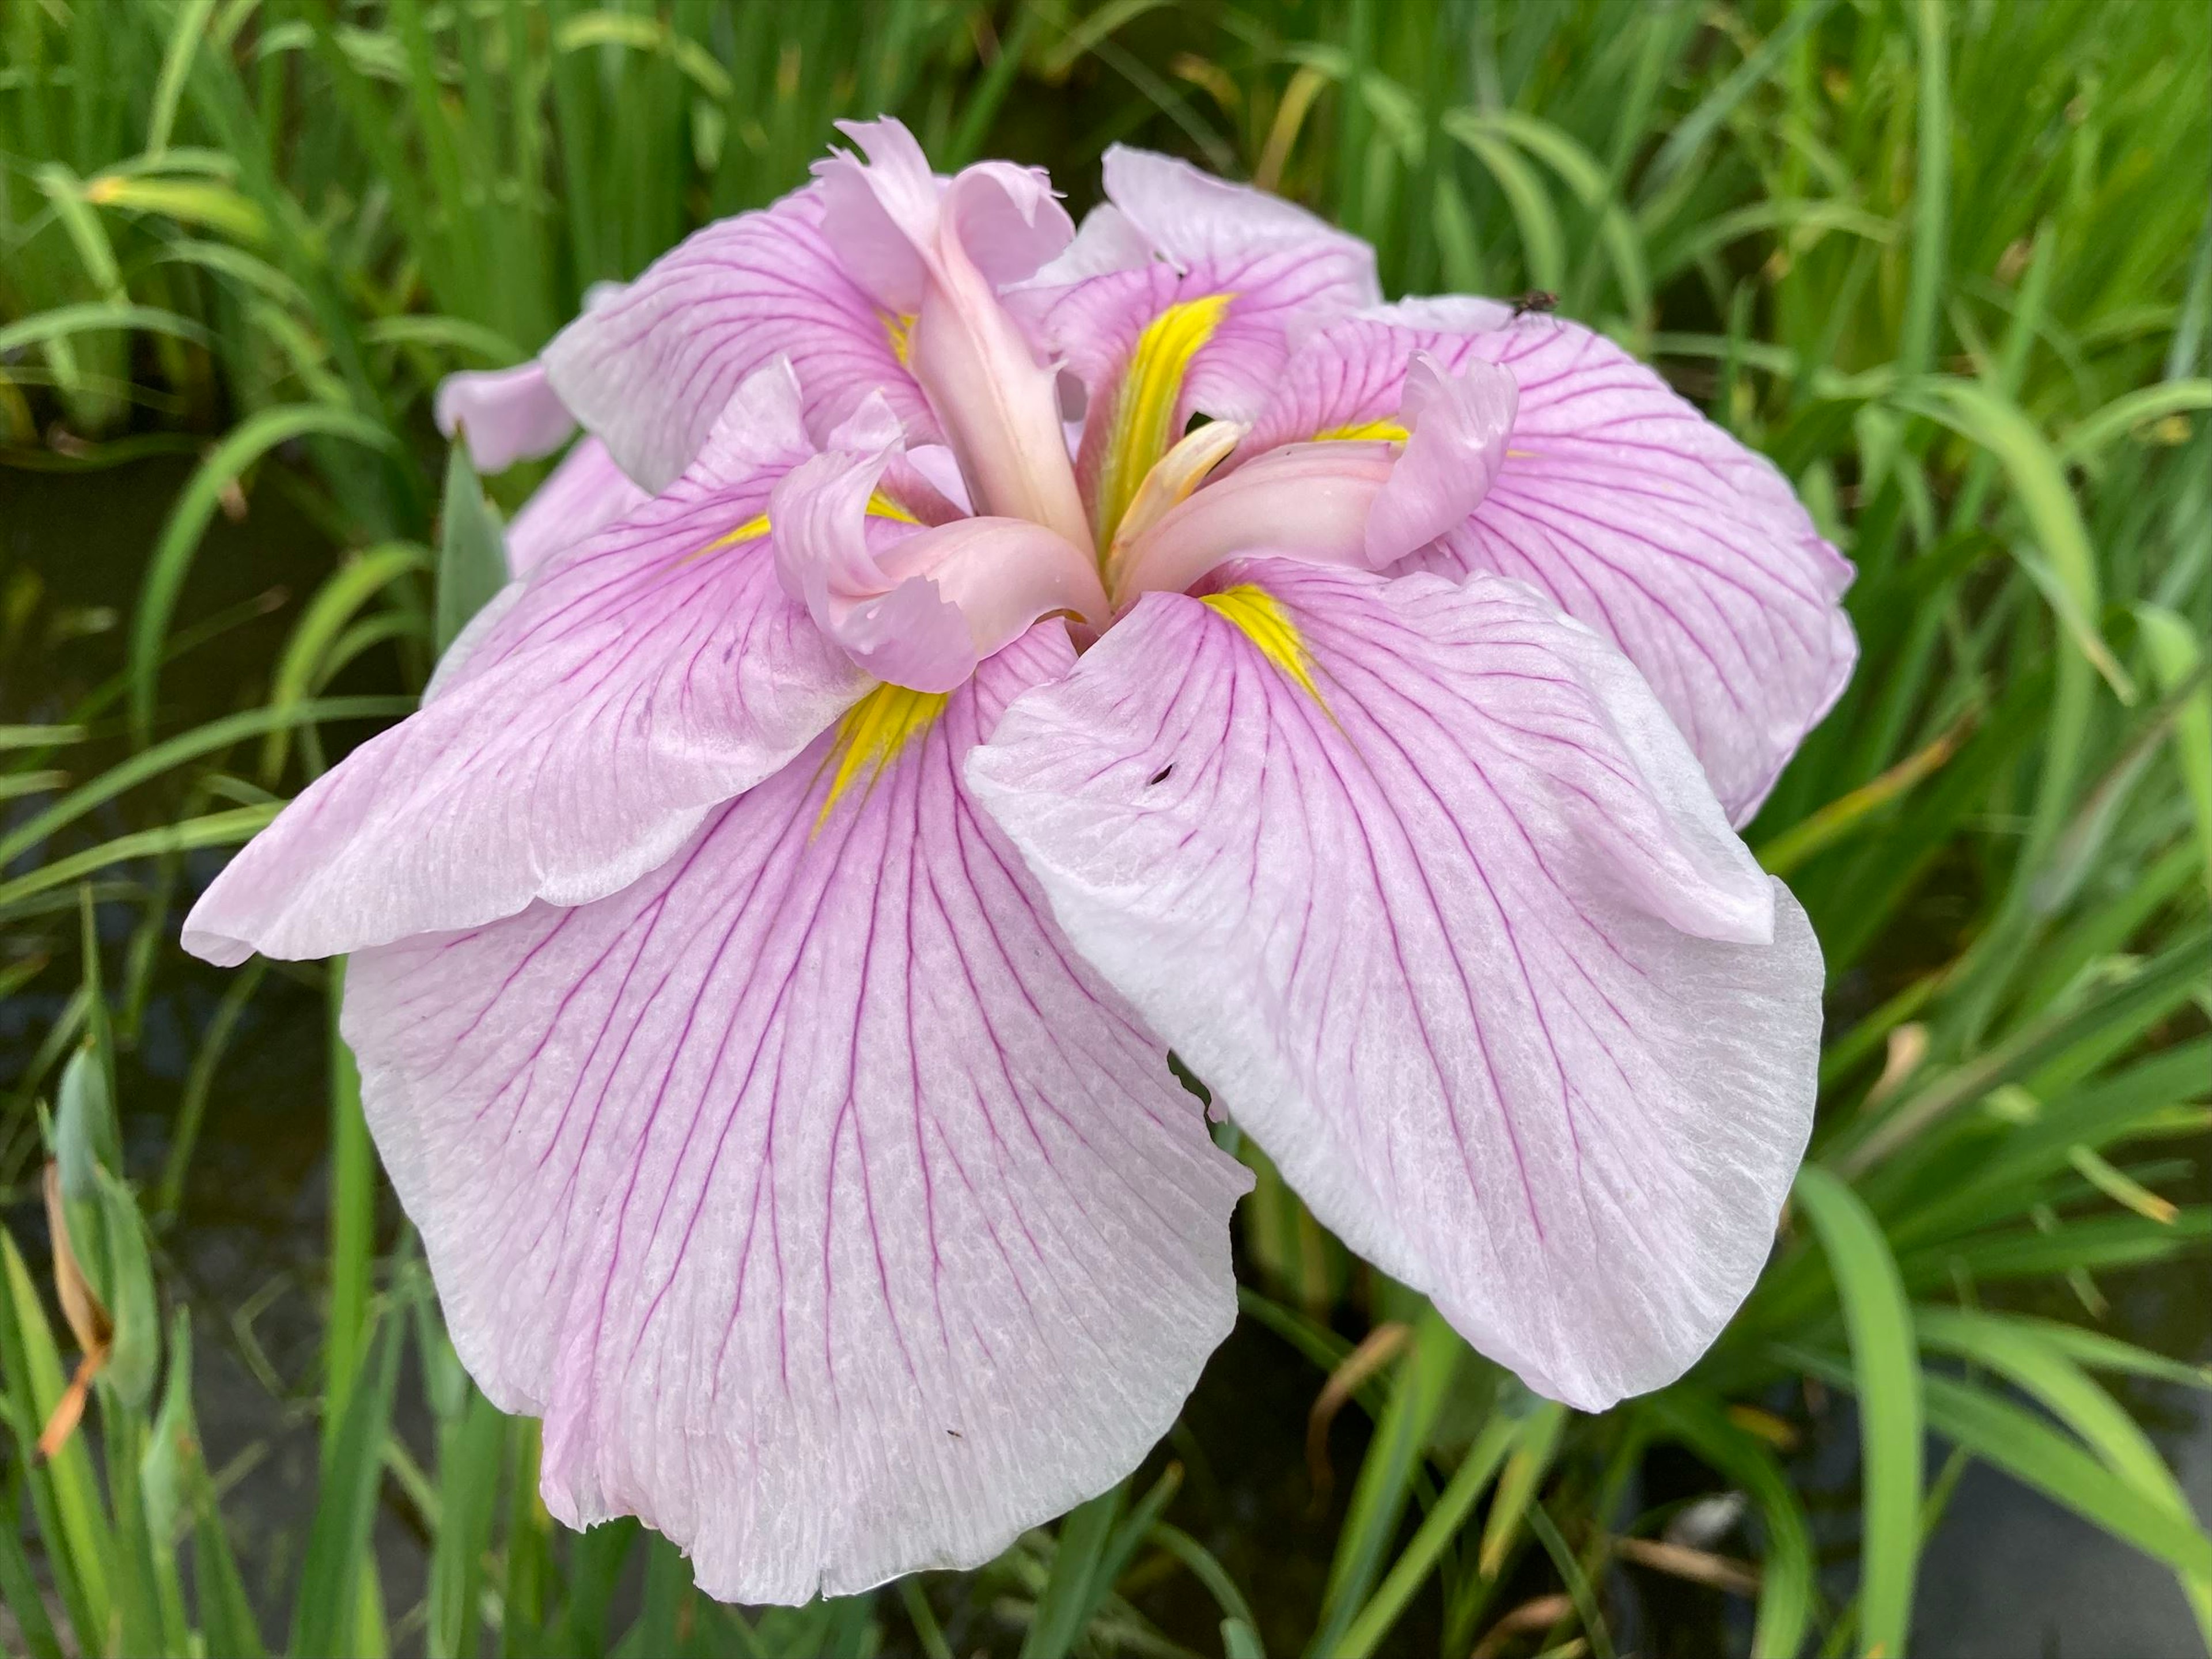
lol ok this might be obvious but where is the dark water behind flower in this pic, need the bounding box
[3,451,2207,1656]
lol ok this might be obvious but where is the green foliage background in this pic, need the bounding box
[2,1,2209,1654]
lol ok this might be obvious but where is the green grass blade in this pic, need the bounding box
[1791,1167,1921,1658]
[289,1308,402,1658]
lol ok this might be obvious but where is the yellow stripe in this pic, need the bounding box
[1201,585,1323,704]
[1315,417,1410,442]
[814,683,949,830]
[1094,293,1234,546]
[881,310,916,369]
[687,492,917,561]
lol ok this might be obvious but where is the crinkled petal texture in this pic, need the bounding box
[183,369,869,965]
[543,186,933,491]
[1243,315,1857,823]
[968,562,1822,1410]
[342,627,1249,1603]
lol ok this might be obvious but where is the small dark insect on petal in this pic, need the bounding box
[1511,289,1558,317]
[1147,764,1175,786]
[946,1429,963,1439]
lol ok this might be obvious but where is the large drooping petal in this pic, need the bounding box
[542,185,933,492]
[503,437,652,578]
[182,366,869,965]
[774,441,1109,692]
[343,627,1248,1604]
[1015,146,1381,544]
[968,562,1822,1411]
[1241,313,1856,823]
[813,119,1091,552]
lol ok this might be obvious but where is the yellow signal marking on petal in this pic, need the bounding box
[1094,293,1235,547]
[686,493,917,562]
[882,310,916,369]
[813,683,950,830]
[1201,585,1324,705]
[1315,417,1410,442]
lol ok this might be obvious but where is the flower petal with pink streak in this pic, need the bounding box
[342,627,1248,1603]
[1243,314,1856,823]
[968,562,1821,1410]
[435,361,576,473]
[182,367,869,966]
[503,437,652,578]
[542,186,933,492]
[1017,146,1382,439]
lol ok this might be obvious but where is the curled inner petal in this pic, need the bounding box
[815,119,1093,555]
[774,446,1108,693]
[1114,354,1515,605]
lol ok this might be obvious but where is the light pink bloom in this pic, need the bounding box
[184,119,1849,1603]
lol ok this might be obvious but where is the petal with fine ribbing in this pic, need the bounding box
[543,186,933,492]
[181,365,867,965]
[968,561,1821,1411]
[1242,315,1857,822]
[343,627,1248,1604]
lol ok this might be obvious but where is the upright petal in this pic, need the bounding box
[344,628,1248,1603]
[542,186,933,492]
[1243,313,1856,822]
[969,562,1821,1411]
[435,361,576,474]
[182,366,869,965]
[1016,147,1381,545]
[813,120,1090,551]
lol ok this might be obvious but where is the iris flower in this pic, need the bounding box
[183,120,1853,1603]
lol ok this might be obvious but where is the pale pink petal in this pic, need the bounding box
[773,445,1107,693]
[181,366,868,965]
[813,119,1089,551]
[1362,353,1517,565]
[435,361,576,473]
[1099,145,1382,296]
[541,186,933,492]
[1244,313,1855,822]
[343,627,1248,1603]
[503,437,652,578]
[968,562,1821,1411]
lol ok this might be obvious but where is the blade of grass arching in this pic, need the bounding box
[899,1575,957,1659]
[1524,1500,1615,1659]
[1790,1167,1921,1659]
[324,963,373,1438]
[1475,1395,1568,1582]
[1915,1308,2212,1641]
[0,697,415,873]
[1900,1209,2210,1291]
[1091,1463,1184,1612]
[128,405,398,744]
[0,1228,111,1651]
[1149,1523,1262,1653]
[1897,0,1948,382]
[262,548,430,781]
[1021,1479,1126,1659]
[1331,1403,1525,1659]
[2055,382,2212,474]
[1644,1392,1816,1659]
[99,1378,169,1659]
[1832,927,2212,1177]
[290,1308,402,1658]
[1449,124,1565,294]
[1307,1306,1462,1656]
[0,806,282,921]
[156,957,265,1222]
[0,1486,67,1659]
[1635,0,1839,207]
[2136,604,2212,903]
